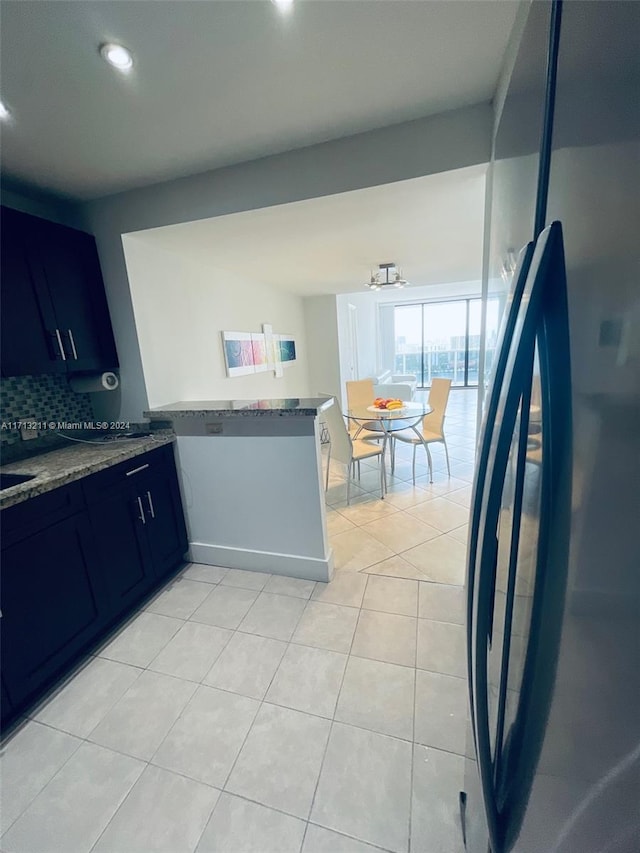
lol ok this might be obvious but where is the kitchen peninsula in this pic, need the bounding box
[145,398,335,582]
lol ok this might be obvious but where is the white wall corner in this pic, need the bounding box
[491,0,533,147]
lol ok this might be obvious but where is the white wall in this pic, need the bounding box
[123,235,309,407]
[303,295,341,399]
[83,103,492,421]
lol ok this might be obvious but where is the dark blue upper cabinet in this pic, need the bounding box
[0,207,64,376]
[0,206,119,376]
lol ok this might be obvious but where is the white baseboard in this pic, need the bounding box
[187,541,334,583]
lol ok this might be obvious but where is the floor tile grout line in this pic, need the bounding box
[27,648,469,755]
[305,820,397,853]
[326,433,473,852]
[86,756,151,853]
[214,585,314,805]
[27,697,471,781]
[408,593,420,852]
[302,570,369,845]
[16,651,145,741]
[139,730,471,811]
[76,665,151,746]
[3,722,150,850]
[0,720,86,839]
[97,740,331,852]
[87,584,237,749]
[90,671,192,758]
[148,625,238,684]
[91,593,240,785]
[187,780,227,853]
[145,608,279,785]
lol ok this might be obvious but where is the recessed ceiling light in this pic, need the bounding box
[271,0,294,13]
[99,42,134,72]
[0,100,10,121]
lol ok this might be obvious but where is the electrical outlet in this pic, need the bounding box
[20,416,39,441]
[205,422,223,435]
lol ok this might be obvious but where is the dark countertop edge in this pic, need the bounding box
[0,434,175,510]
[145,398,334,419]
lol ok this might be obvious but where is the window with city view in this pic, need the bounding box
[394,297,500,388]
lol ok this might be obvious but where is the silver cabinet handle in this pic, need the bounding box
[67,329,78,359]
[54,329,67,361]
[126,463,149,477]
[146,490,155,519]
[136,495,146,524]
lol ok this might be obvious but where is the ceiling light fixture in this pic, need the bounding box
[271,0,294,13]
[99,42,134,72]
[365,263,410,291]
[0,100,11,121]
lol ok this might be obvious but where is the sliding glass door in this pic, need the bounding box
[394,297,500,389]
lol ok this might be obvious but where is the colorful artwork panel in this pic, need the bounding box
[278,337,296,364]
[251,333,268,373]
[222,331,255,376]
[222,327,297,377]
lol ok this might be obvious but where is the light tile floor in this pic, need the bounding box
[0,391,477,853]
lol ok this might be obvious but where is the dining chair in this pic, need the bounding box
[392,378,452,484]
[345,379,375,408]
[345,378,384,442]
[322,397,386,504]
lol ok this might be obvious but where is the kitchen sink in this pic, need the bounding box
[0,472,36,490]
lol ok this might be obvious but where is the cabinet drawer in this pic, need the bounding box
[82,446,169,502]
[1,481,86,547]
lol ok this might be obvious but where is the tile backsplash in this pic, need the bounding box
[1,374,94,451]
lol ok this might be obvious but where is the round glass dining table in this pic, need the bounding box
[342,402,433,494]
[345,401,433,437]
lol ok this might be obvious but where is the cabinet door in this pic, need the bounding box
[35,220,118,372]
[0,207,62,376]
[141,450,188,578]
[88,481,155,615]
[0,513,105,707]
[1,678,14,726]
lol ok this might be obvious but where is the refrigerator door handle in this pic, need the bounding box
[485,535,499,648]
[497,225,572,853]
[466,242,535,739]
[473,411,522,853]
[471,230,560,852]
[473,387,533,852]
[472,222,571,853]
[473,380,536,853]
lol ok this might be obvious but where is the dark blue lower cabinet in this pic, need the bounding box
[87,480,156,615]
[141,454,189,580]
[0,445,187,729]
[85,444,188,604]
[1,510,106,709]
[1,679,13,723]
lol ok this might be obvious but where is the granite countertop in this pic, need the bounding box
[0,433,175,509]
[145,397,334,418]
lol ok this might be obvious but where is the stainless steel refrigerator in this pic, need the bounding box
[462,2,640,851]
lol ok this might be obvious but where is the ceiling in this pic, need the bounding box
[131,164,487,296]
[0,0,518,201]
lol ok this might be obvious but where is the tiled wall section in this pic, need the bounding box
[1,374,94,448]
